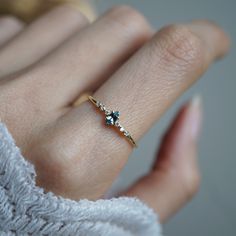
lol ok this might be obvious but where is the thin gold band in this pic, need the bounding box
[88,95,137,148]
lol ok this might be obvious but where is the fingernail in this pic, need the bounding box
[187,95,203,140]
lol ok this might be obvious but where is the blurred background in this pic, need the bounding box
[0,0,235,235]
[96,1,236,236]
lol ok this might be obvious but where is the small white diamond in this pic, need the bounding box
[105,110,111,115]
[120,127,124,132]
[105,111,120,126]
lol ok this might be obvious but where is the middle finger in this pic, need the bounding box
[20,6,152,109]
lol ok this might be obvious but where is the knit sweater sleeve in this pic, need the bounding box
[0,122,162,236]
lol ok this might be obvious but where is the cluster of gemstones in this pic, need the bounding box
[96,101,130,137]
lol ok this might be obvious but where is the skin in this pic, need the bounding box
[0,5,230,223]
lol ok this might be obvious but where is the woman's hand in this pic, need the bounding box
[0,5,229,222]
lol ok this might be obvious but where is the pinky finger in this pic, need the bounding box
[0,16,24,47]
[124,96,203,223]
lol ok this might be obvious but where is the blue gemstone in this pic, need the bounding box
[105,111,120,125]
[113,111,120,118]
[105,116,113,125]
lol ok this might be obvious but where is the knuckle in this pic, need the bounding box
[107,5,151,38]
[0,15,23,29]
[14,77,45,116]
[153,24,204,71]
[55,5,89,25]
[0,82,26,121]
[35,136,76,189]
[181,168,201,199]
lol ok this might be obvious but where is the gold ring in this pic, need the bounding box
[88,95,137,148]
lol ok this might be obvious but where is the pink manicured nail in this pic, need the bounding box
[187,95,203,140]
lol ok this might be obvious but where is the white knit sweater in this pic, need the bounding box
[0,122,162,236]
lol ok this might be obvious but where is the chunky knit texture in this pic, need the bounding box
[0,123,162,236]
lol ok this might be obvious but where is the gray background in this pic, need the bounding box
[96,1,236,235]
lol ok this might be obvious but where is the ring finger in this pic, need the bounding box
[0,16,24,47]
[50,20,229,199]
